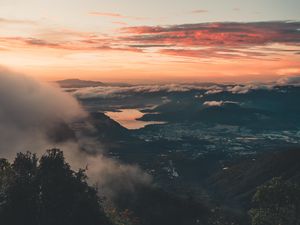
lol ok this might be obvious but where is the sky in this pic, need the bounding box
[0,0,299,83]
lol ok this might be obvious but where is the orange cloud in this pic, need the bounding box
[159,48,270,59]
[1,21,299,61]
[0,20,299,82]
[122,21,300,47]
[120,21,300,59]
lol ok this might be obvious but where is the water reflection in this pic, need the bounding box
[105,109,165,130]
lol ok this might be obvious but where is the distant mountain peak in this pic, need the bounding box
[56,78,105,88]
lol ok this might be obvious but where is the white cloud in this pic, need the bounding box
[0,66,152,200]
[203,101,239,107]
[72,84,212,99]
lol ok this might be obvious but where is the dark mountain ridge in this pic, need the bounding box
[56,79,106,88]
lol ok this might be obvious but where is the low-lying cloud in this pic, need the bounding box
[72,83,210,99]
[0,67,86,157]
[203,101,239,107]
[0,67,151,199]
[68,75,300,102]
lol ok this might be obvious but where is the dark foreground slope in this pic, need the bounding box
[1,147,299,225]
[208,149,300,209]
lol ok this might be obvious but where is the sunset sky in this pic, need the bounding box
[0,0,300,82]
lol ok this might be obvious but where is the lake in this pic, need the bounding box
[105,109,165,130]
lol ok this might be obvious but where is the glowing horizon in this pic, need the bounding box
[0,0,299,82]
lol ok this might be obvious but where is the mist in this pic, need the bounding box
[0,66,151,199]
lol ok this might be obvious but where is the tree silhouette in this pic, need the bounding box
[0,149,111,225]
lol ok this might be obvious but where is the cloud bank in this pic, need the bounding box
[122,21,300,59]
[0,67,151,199]
[1,21,299,60]
[69,75,300,101]
[123,21,300,46]
[72,83,214,99]
[0,67,86,157]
